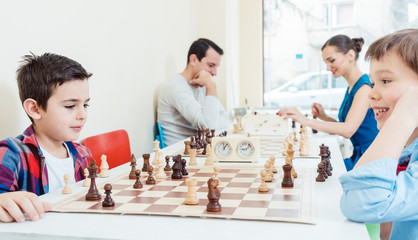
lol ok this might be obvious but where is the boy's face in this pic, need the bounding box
[36,79,90,143]
[369,51,418,130]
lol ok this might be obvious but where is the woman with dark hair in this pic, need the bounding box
[279,34,379,171]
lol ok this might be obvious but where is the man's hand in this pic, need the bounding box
[189,70,217,96]
[0,191,52,223]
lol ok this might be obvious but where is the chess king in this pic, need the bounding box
[0,53,93,223]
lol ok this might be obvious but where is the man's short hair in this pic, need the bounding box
[366,29,418,75]
[187,38,224,64]
[16,53,92,111]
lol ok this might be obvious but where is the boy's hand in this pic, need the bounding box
[392,87,418,127]
[0,191,52,223]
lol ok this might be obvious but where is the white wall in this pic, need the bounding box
[0,0,263,155]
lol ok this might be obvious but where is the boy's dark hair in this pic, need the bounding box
[187,38,224,64]
[322,34,364,60]
[16,53,92,113]
[366,29,418,75]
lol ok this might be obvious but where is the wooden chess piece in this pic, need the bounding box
[189,147,197,166]
[181,158,188,176]
[269,156,277,173]
[281,164,294,187]
[133,169,143,189]
[164,156,171,171]
[155,152,166,179]
[146,165,156,184]
[86,159,101,201]
[312,115,318,134]
[171,155,182,179]
[206,178,221,212]
[204,145,214,166]
[316,162,326,182]
[258,170,269,192]
[102,183,115,207]
[99,154,110,178]
[213,166,220,180]
[264,159,273,182]
[82,168,90,187]
[129,154,137,179]
[232,123,238,134]
[62,174,72,194]
[211,129,216,138]
[293,131,298,143]
[184,141,191,155]
[185,178,199,205]
[142,154,150,172]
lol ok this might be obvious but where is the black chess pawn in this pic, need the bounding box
[181,158,188,176]
[146,165,156,184]
[129,154,137,179]
[142,154,150,172]
[171,155,182,179]
[133,169,143,189]
[102,183,115,207]
[164,156,171,171]
[316,162,326,182]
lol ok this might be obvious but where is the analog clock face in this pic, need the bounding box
[237,141,255,159]
[214,141,232,159]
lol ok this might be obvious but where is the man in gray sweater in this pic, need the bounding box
[157,38,230,146]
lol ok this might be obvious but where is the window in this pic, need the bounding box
[264,0,418,110]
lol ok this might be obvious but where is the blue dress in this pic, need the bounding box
[338,74,379,171]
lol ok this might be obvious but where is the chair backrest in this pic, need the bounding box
[154,122,166,149]
[82,129,131,170]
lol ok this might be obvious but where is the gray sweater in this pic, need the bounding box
[157,74,230,146]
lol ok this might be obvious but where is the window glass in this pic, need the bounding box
[264,0,418,110]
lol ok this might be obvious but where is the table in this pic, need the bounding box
[0,134,368,240]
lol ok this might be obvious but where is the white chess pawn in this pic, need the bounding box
[269,156,277,173]
[213,166,220,180]
[62,174,72,194]
[264,159,273,182]
[258,170,269,192]
[155,152,166,179]
[83,168,90,187]
[99,154,110,178]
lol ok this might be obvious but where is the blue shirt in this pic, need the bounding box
[338,74,379,171]
[340,137,418,240]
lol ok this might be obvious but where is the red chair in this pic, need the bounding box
[82,129,131,171]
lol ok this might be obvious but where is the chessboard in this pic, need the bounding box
[52,165,316,224]
[260,138,320,159]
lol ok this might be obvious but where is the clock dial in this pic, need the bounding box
[237,141,255,159]
[214,141,232,159]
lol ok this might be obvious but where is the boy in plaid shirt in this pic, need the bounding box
[0,53,93,223]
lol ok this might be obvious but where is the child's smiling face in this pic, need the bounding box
[369,50,418,130]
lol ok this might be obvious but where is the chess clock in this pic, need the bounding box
[243,114,289,136]
[211,136,259,163]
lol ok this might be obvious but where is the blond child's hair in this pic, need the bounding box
[365,29,418,75]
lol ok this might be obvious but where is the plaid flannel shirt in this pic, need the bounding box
[0,125,91,196]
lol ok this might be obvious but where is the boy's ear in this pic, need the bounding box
[23,98,42,120]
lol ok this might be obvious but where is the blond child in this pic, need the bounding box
[0,53,93,222]
[339,29,418,240]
